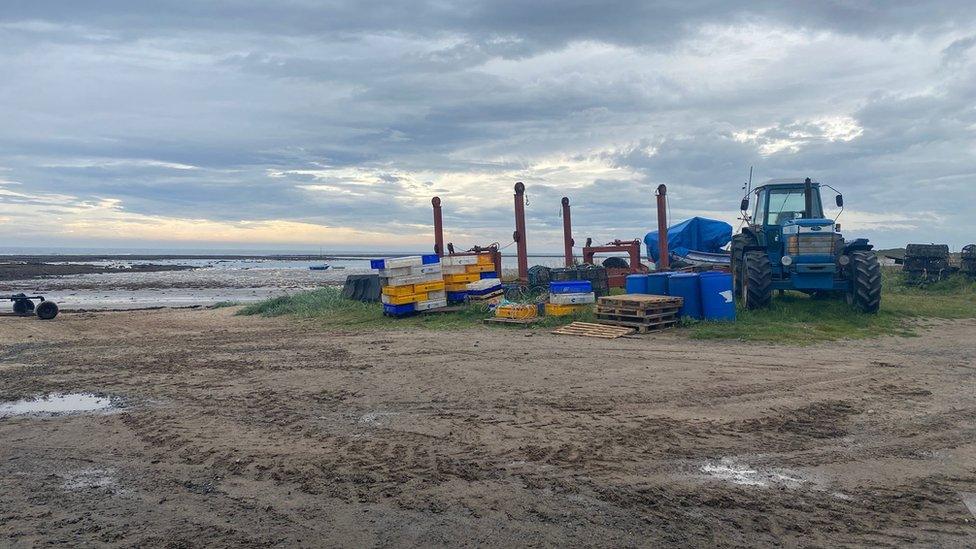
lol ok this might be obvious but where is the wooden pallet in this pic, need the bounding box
[594,307,678,321]
[593,316,677,334]
[597,294,682,309]
[552,321,635,339]
[483,316,542,326]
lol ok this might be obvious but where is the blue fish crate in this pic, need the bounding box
[421,254,440,265]
[446,290,468,303]
[550,280,592,294]
[383,303,416,317]
[479,271,497,279]
[370,258,386,270]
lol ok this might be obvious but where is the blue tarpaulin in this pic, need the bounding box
[644,217,733,262]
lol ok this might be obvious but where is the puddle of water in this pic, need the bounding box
[961,492,976,519]
[700,458,805,488]
[0,392,118,417]
[62,468,119,492]
[358,411,398,425]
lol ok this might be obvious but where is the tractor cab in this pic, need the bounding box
[732,177,881,313]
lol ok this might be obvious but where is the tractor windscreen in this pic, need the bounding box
[766,188,823,225]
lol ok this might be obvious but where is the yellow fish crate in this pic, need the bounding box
[496,304,538,319]
[444,283,469,292]
[464,263,496,273]
[476,253,495,266]
[382,292,428,305]
[444,273,480,284]
[545,303,588,317]
[382,284,415,297]
[413,280,445,293]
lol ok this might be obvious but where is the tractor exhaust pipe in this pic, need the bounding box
[432,196,444,256]
[561,197,574,267]
[656,184,670,271]
[513,182,528,283]
[804,177,813,219]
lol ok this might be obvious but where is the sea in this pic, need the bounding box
[0,248,588,310]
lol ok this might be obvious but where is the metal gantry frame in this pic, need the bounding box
[431,195,503,277]
[432,181,672,287]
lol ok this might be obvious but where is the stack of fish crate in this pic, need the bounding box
[441,253,499,303]
[546,280,595,316]
[465,276,504,304]
[371,254,447,317]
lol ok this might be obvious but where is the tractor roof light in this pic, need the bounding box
[781,255,793,266]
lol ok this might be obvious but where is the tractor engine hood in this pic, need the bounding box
[781,218,836,235]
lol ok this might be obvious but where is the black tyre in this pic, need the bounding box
[731,233,756,296]
[35,301,59,320]
[13,298,34,315]
[741,251,773,309]
[846,251,881,313]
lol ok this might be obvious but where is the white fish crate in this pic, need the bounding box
[549,292,596,305]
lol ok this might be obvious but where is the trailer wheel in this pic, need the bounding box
[847,251,881,313]
[13,298,34,315]
[35,301,59,320]
[741,251,772,310]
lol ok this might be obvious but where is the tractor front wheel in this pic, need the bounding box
[741,251,773,309]
[846,251,881,313]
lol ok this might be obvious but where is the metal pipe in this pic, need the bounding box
[803,177,814,218]
[656,184,670,271]
[513,182,528,283]
[561,197,574,267]
[432,196,444,256]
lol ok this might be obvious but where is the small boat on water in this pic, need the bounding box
[309,264,330,271]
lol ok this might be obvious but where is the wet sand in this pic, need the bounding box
[1,308,974,546]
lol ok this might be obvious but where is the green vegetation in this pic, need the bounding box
[239,269,976,342]
[237,286,592,330]
[688,269,976,343]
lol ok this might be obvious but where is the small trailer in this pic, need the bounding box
[4,293,59,319]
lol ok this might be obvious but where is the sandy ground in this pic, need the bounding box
[1,309,974,547]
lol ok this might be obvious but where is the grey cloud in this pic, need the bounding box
[0,1,974,249]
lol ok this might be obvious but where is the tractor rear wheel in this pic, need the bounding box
[847,251,881,313]
[741,251,773,309]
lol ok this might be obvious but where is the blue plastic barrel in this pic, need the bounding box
[625,274,648,294]
[667,273,702,320]
[699,271,736,321]
[646,273,669,296]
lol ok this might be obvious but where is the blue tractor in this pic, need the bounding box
[731,178,881,313]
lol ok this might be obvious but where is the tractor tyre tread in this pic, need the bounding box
[849,251,881,313]
[743,251,773,309]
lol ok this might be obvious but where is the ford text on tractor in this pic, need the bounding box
[731,178,881,313]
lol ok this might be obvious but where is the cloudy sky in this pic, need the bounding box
[1,1,974,252]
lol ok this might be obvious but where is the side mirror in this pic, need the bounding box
[740,198,750,211]
[835,194,844,207]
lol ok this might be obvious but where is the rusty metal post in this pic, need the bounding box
[561,197,574,267]
[513,182,528,283]
[432,196,444,256]
[656,184,670,271]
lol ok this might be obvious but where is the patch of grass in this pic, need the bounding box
[688,270,976,343]
[241,270,976,342]
[210,301,241,309]
[237,286,585,330]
